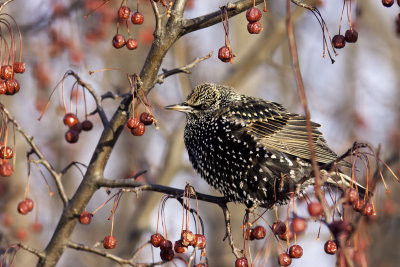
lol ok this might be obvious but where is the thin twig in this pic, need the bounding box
[0,0,14,13]
[220,203,241,258]
[19,243,45,259]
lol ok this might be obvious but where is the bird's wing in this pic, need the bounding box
[218,98,338,164]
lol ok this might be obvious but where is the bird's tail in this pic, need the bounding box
[321,170,368,197]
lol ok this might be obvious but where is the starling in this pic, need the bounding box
[166,83,363,208]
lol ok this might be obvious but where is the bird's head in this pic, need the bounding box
[165,83,241,117]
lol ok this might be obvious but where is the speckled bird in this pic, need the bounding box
[166,83,361,209]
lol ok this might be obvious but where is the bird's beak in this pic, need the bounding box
[164,103,193,113]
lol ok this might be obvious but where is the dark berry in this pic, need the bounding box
[151,233,164,247]
[246,7,262,22]
[244,228,254,240]
[112,34,126,49]
[353,199,365,212]
[81,120,93,131]
[279,230,293,241]
[235,257,249,267]
[131,12,144,24]
[272,221,287,235]
[0,146,13,159]
[328,220,353,237]
[65,129,79,143]
[131,122,145,136]
[344,188,359,205]
[103,235,117,249]
[160,249,174,261]
[160,239,173,251]
[345,29,358,43]
[79,211,93,224]
[126,39,138,50]
[251,225,266,240]
[118,6,131,20]
[13,62,26,74]
[63,113,79,127]
[0,80,6,94]
[174,239,187,253]
[218,46,232,63]
[181,230,195,246]
[278,253,292,266]
[308,202,323,217]
[24,198,34,212]
[290,217,307,234]
[5,78,20,95]
[362,203,374,216]
[332,35,346,49]
[70,122,83,133]
[289,244,303,258]
[194,234,206,249]
[247,22,262,34]
[0,65,14,80]
[17,201,29,215]
[382,0,394,7]
[324,240,337,255]
[140,112,153,125]
[127,117,140,129]
[0,163,13,176]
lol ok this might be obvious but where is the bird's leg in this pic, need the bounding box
[220,203,242,258]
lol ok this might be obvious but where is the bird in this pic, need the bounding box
[165,83,364,209]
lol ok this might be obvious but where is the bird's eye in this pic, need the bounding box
[199,103,209,110]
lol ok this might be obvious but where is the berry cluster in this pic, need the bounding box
[63,113,93,144]
[245,7,263,34]
[126,112,153,136]
[332,0,358,49]
[17,198,34,215]
[0,63,25,95]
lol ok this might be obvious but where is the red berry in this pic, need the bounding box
[112,34,126,49]
[24,198,34,212]
[127,117,140,129]
[126,38,138,50]
[131,12,144,24]
[272,221,287,235]
[289,244,303,258]
[63,113,79,127]
[71,122,83,133]
[279,230,293,241]
[244,228,254,240]
[160,239,173,251]
[194,234,206,249]
[278,253,292,266]
[362,203,374,216]
[246,7,262,22]
[181,230,196,246]
[290,217,307,234]
[140,112,153,125]
[174,239,187,253]
[344,29,358,43]
[118,6,131,20]
[13,62,26,74]
[65,129,79,143]
[5,78,20,95]
[151,233,164,247]
[353,199,365,212]
[131,122,145,136]
[17,201,29,215]
[0,163,13,176]
[0,80,6,94]
[344,188,359,205]
[382,0,394,7]
[15,227,28,241]
[0,146,13,159]
[324,240,337,255]
[31,221,43,233]
[235,257,249,267]
[0,65,14,79]
[218,46,233,63]
[332,35,346,49]
[81,120,93,131]
[308,202,323,217]
[251,225,266,240]
[79,211,93,224]
[160,249,174,261]
[103,235,117,249]
[247,21,262,34]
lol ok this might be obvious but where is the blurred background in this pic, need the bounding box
[0,0,400,266]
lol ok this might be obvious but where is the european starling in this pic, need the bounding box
[166,83,362,208]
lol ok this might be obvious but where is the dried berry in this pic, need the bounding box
[251,225,267,240]
[79,211,93,224]
[0,65,14,80]
[235,257,249,267]
[24,198,34,212]
[382,0,394,7]
[17,201,29,215]
[0,146,13,159]
[5,78,20,95]
[353,199,365,212]
[181,230,196,246]
[362,203,374,216]
[131,122,145,136]
[324,240,337,255]
[0,80,6,94]
[244,228,254,240]
[160,249,174,261]
[131,12,144,24]
[118,6,131,20]
[289,244,303,258]
[246,7,262,22]
[278,253,292,266]
[112,34,126,49]
[103,235,117,249]
[344,188,359,205]
[126,39,138,50]
[63,113,79,127]
[218,46,232,63]
[151,233,164,247]
[279,229,293,241]
[194,234,206,249]
[71,122,83,133]
[174,239,187,253]
[81,120,93,131]
[0,163,13,176]
[247,22,262,34]
[65,129,79,143]
[13,62,26,74]
[332,35,346,49]
[345,29,358,43]
[290,217,307,234]
[308,202,323,217]
[127,117,140,129]
[272,221,287,236]
[160,239,173,251]
[140,112,153,125]
[328,220,353,237]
